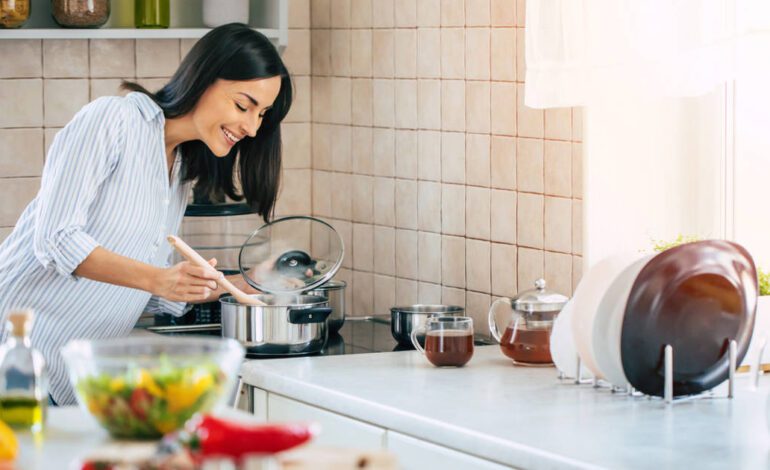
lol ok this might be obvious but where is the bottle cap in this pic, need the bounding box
[7,310,33,337]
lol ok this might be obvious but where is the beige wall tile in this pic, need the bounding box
[395,29,418,79]
[395,0,417,26]
[286,75,311,123]
[0,129,43,177]
[331,172,353,219]
[442,235,466,288]
[337,267,354,310]
[90,79,125,100]
[465,28,490,80]
[418,231,442,283]
[0,40,41,78]
[0,79,42,128]
[491,28,515,81]
[285,32,312,77]
[417,0,441,26]
[331,124,352,171]
[418,130,441,181]
[544,196,572,253]
[331,77,352,124]
[44,79,89,128]
[517,247,544,292]
[441,183,465,236]
[396,228,419,279]
[516,27,525,82]
[374,274,396,314]
[372,0,395,28]
[331,0,351,27]
[372,30,395,78]
[517,137,544,193]
[544,140,571,197]
[441,132,465,184]
[352,174,374,223]
[517,192,544,249]
[282,122,312,168]
[466,186,490,239]
[351,78,373,126]
[465,81,490,134]
[373,79,395,127]
[417,28,441,78]
[312,76,332,122]
[441,28,465,79]
[180,38,197,61]
[0,177,40,226]
[545,107,572,141]
[312,0,332,27]
[397,277,420,303]
[290,0,312,28]
[0,227,13,245]
[351,29,373,77]
[466,133,490,187]
[517,0,526,27]
[395,79,418,129]
[395,179,418,229]
[491,242,516,296]
[90,40,134,78]
[418,180,442,232]
[331,29,352,76]
[491,0,515,26]
[44,128,61,156]
[351,0,372,27]
[573,108,583,142]
[134,78,168,93]
[441,0,465,26]
[353,270,374,315]
[43,40,88,78]
[312,170,332,216]
[136,39,179,78]
[276,169,312,215]
[572,142,583,198]
[517,86,545,138]
[374,226,396,275]
[395,130,418,179]
[466,239,491,292]
[466,0,491,25]
[352,126,373,174]
[419,282,442,304]
[572,255,583,292]
[466,291,491,332]
[373,177,396,226]
[491,189,516,244]
[572,200,582,255]
[490,135,516,190]
[441,79,465,131]
[312,123,332,170]
[545,251,572,295]
[353,223,374,271]
[418,79,442,129]
[373,127,395,176]
[311,30,332,76]
[490,81,516,136]
[442,286,466,308]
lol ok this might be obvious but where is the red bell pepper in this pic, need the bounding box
[183,415,317,462]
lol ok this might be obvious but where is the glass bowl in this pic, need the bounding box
[61,336,244,439]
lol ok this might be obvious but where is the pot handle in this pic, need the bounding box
[488,298,511,343]
[411,326,426,354]
[288,307,333,324]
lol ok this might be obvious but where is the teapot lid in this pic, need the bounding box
[511,279,569,312]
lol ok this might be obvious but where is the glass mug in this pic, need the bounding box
[410,316,474,367]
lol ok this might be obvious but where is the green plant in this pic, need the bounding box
[758,268,770,297]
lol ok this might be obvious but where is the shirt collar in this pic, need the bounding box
[127,91,164,122]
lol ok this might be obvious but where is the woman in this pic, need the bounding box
[0,23,293,405]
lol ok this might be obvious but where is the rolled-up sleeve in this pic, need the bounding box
[33,97,125,279]
[144,295,190,317]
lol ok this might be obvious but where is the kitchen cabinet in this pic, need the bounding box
[385,431,515,470]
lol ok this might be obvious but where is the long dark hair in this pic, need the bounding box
[122,23,292,221]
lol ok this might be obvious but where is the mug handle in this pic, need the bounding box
[411,326,426,354]
[488,298,511,343]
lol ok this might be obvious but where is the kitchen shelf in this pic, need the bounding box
[0,27,281,40]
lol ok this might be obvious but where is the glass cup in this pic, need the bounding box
[410,316,474,367]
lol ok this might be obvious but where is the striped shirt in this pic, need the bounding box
[0,92,192,405]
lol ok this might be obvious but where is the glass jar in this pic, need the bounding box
[488,279,569,366]
[135,0,169,29]
[0,0,30,28]
[51,0,110,28]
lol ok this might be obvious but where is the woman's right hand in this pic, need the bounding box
[151,259,222,302]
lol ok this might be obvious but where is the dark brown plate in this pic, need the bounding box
[621,240,757,397]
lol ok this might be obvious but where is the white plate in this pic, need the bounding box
[592,254,653,387]
[550,299,593,379]
[571,253,646,379]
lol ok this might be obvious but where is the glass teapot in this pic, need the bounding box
[488,279,569,366]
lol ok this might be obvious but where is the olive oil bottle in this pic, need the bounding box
[0,310,47,432]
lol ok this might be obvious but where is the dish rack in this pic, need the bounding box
[557,339,766,405]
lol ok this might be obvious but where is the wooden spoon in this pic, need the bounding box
[166,235,266,306]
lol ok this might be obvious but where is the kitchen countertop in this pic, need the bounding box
[240,345,770,470]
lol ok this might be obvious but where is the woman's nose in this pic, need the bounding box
[240,116,261,138]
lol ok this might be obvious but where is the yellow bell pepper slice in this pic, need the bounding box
[0,419,18,461]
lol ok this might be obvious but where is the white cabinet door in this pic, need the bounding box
[267,394,386,450]
[251,387,268,421]
[386,431,515,470]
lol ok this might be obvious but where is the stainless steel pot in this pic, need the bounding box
[220,294,332,356]
[390,305,465,346]
[306,280,346,334]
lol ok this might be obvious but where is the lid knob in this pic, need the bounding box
[535,278,546,290]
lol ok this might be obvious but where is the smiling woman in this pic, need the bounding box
[0,23,293,406]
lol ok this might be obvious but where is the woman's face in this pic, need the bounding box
[192,76,282,157]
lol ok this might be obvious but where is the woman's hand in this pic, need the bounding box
[152,258,222,303]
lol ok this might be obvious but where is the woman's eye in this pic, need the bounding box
[235,103,247,112]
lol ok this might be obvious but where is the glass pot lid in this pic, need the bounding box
[511,279,569,313]
[238,216,345,295]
